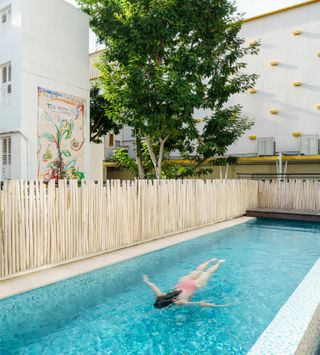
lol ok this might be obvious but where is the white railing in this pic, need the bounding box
[0,179,258,279]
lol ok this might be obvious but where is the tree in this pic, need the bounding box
[177,106,253,178]
[79,0,258,178]
[90,85,121,143]
[210,156,238,180]
[112,141,206,179]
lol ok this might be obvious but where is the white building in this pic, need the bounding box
[90,50,134,179]
[228,0,320,159]
[91,0,320,179]
[0,0,90,180]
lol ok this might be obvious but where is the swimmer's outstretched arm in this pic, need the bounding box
[176,300,233,308]
[143,275,164,297]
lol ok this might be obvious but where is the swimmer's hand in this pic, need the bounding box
[199,301,214,307]
[142,274,149,282]
[199,301,234,308]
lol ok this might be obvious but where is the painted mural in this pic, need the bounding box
[37,87,86,180]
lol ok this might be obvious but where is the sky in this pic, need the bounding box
[65,0,306,52]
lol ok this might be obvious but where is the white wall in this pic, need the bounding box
[0,0,22,133]
[0,132,22,178]
[0,0,90,179]
[20,0,90,179]
[89,141,104,179]
[227,2,320,156]
[0,0,24,179]
[122,126,135,158]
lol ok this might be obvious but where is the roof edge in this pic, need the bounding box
[244,0,320,23]
[89,48,106,56]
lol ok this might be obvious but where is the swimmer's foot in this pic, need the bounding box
[218,259,226,264]
[209,258,218,263]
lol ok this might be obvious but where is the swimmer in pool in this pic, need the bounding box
[143,258,229,308]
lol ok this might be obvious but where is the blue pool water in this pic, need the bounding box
[1,219,320,354]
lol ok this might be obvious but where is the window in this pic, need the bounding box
[109,134,114,147]
[2,137,12,180]
[1,6,11,34]
[1,62,12,105]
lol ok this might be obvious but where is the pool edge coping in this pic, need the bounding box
[0,216,254,300]
[248,257,320,355]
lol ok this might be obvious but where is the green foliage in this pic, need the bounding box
[197,106,254,158]
[112,141,212,179]
[112,148,139,177]
[79,0,258,177]
[90,85,122,143]
[162,162,212,179]
[211,156,238,167]
[112,142,157,179]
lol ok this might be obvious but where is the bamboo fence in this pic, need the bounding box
[0,179,258,279]
[258,180,320,210]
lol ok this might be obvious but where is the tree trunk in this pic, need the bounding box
[156,138,166,179]
[145,136,158,177]
[145,135,169,179]
[135,136,144,179]
[224,164,229,180]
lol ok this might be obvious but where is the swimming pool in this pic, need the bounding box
[1,219,320,354]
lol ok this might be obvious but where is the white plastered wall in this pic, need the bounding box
[89,142,104,179]
[227,2,320,156]
[0,0,90,179]
[0,0,23,179]
[20,0,90,179]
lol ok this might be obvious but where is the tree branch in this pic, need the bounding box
[175,156,210,179]
[157,135,169,178]
[135,136,145,179]
[90,123,106,142]
[145,136,158,168]
[91,113,105,135]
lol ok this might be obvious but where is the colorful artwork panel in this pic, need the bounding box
[38,87,86,180]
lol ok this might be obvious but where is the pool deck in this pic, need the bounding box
[246,208,320,222]
[249,257,320,355]
[0,216,253,300]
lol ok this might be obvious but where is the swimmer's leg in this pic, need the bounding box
[195,259,225,288]
[178,258,218,282]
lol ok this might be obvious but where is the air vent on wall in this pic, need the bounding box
[258,137,275,156]
[300,135,319,155]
